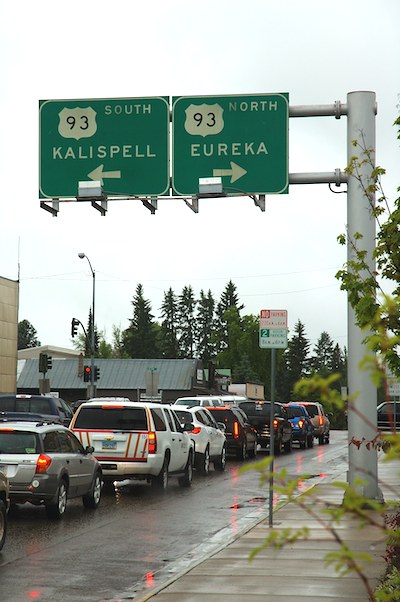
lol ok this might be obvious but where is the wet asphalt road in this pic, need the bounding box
[0,431,349,602]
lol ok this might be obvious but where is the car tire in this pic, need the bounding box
[284,436,293,453]
[179,451,193,488]
[236,440,247,461]
[325,433,330,444]
[0,499,7,551]
[248,439,257,458]
[318,435,325,445]
[274,436,282,456]
[299,438,306,449]
[82,472,102,509]
[214,445,226,472]
[197,446,210,475]
[307,434,314,448]
[45,479,68,519]
[152,456,169,490]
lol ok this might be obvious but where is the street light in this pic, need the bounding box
[78,252,96,398]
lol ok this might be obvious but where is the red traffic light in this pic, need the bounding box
[83,365,92,382]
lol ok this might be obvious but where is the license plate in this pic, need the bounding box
[102,440,117,450]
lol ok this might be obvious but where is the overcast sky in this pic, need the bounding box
[1,0,399,351]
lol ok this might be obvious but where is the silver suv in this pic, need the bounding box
[0,470,9,550]
[0,420,102,519]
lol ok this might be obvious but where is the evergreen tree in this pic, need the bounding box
[177,285,197,358]
[159,288,180,358]
[196,289,217,362]
[284,319,311,400]
[215,280,244,353]
[85,308,100,357]
[311,331,335,375]
[18,319,41,349]
[232,352,261,384]
[122,284,159,358]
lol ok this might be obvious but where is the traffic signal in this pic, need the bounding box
[47,355,52,370]
[94,366,100,381]
[39,352,48,373]
[83,365,92,382]
[71,318,79,337]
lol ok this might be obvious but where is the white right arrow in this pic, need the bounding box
[213,161,247,183]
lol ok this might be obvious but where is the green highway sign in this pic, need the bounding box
[39,97,170,198]
[172,93,289,196]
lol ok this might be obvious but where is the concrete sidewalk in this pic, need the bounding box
[136,454,400,602]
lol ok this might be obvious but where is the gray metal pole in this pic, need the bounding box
[346,91,381,500]
[79,253,96,399]
[91,266,96,399]
[269,348,275,528]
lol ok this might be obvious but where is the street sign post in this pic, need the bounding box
[39,97,170,198]
[172,93,289,196]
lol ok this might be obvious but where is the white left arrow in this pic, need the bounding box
[87,164,121,185]
[213,161,247,183]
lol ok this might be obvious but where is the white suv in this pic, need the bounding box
[70,400,194,490]
[173,406,227,474]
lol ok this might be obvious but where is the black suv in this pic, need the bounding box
[206,405,257,460]
[0,395,73,427]
[237,400,293,455]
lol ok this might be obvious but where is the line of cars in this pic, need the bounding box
[0,393,331,552]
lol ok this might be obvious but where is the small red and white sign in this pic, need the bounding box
[260,309,288,329]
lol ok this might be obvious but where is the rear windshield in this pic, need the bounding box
[302,405,318,417]
[287,407,304,418]
[0,396,57,415]
[239,402,272,417]
[0,430,40,454]
[175,399,198,407]
[174,410,192,423]
[73,407,148,430]
[207,409,236,426]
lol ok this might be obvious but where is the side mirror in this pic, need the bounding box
[85,445,95,454]
[182,422,194,432]
[217,422,226,432]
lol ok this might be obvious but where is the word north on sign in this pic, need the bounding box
[39,97,170,199]
[172,93,289,196]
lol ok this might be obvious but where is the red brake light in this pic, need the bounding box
[36,454,52,474]
[298,419,304,428]
[101,404,124,409]
[273,419,278,429]
[148,431,157,454]
[319,416,323,426]
[191,427,201,435]
[233,421,240,438]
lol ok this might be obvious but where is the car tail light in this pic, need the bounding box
[191,427,201,435]
[101,404,124,409]
[318,416,324,426]
[273,419,278,430]
[298,419,304,428]
[36,454,52,474]
[233,421,240,439]
[148,431,157,454]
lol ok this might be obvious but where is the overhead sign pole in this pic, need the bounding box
[346,91,380,500]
